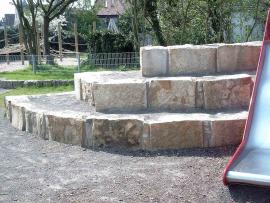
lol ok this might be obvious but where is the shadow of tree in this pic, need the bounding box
[88,145,237,158]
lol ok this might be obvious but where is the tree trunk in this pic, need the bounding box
[43,17,50,56]
[151,16,166,46]
[145,0,166,46]
[131,0,140,52]
[43,17,54,64]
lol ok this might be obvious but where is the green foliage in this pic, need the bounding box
[74,9,99,37]
[154,0,269,45]
[157,0,234,45]
[88,31,134,53]
[118,12,134,38]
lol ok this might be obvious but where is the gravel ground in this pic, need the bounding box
[0,88,9,94]
[0,62,29,73]
[1,109,270,202]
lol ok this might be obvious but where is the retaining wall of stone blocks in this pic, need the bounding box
[140,41,261,77]
[4,93,248,150]
[0,79,73,89]
[76,72,254,113]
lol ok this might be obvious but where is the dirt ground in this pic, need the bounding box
[0,61,29,73]
[0,109,270,203]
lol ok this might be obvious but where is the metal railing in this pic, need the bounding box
[0,52,140,73]
[88,52,140,68]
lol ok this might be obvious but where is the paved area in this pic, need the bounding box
[1,109,270,202]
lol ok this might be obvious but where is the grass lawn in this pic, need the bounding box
[0,65,139,80]
[0,66,76,80]
[0,85,73,108]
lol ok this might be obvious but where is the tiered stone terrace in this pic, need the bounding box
[4,42,261,150]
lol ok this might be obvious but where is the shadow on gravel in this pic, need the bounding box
[229,185,270,202]
[89,145,237,158]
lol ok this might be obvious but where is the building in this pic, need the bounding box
[95,0,128,31]
[0,13,20,29]
[4,14,15,27]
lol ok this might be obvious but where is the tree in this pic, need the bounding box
[125,0,141,51]
[12,0,39,55]
[144,0,166,46]
[39,0,78,56]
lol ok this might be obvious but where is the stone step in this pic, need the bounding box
[75,71,254,113]
[5,92,247,150]
[141,41,261,77]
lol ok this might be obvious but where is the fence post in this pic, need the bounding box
[77,53,80,72]
[4,24,9,65]
[58,22,63,62]
[19,24,24,65]
[36,22,41,64]
[32,55,36,74]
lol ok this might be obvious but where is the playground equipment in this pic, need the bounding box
[223,9,270,186]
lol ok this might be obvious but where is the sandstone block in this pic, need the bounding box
[92,118,144,148]
[148,78,196,110]
[209,118,246,147]
[168,45,217,75]
[11,104,25,131]
[201,75,253,110]
[46,114,85,146]
[81,118,93,148]
[4,98,12,122]
[217,42,261,72]
[140,46,168,77]
[145,120,204,149]
[74,74,82,100]
[81,81,94,105]
[93,81,147,112]
[25,110,47,139]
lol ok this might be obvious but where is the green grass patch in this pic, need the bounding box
[0,85,73,108]
[0,65,139,80]
[0,66,75,80]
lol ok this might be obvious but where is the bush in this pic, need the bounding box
[88,31,134,53]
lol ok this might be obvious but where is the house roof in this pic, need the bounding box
[95,0,128,17]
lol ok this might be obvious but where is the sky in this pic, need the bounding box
[0,0,15,19]
[0,0,96,19]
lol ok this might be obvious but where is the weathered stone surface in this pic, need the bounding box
[0,79,73,89]
[81,119,93,148]
[81,81,94,105]
[25,110,36,133]
[5,93,250,150]
[74,74,82,100]
[11,104,25,131]
[168,45,217,75]
[92,118,144,148]
[4,98,12,122]
[46,114,85,146]
[195,81,204,109]
[217,42,261,72]
[140,46,168,77]
[201,75,253,110]
[148,78,196,110]
[25,109,47,139]
[93,81,147,112]
[145,120,204,149]
[209,119,246,147]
